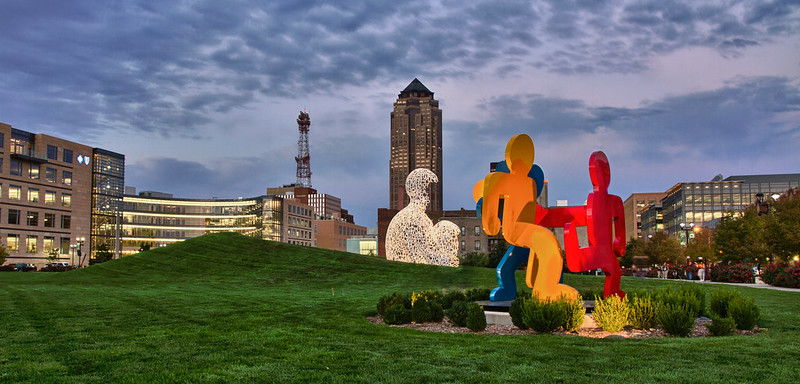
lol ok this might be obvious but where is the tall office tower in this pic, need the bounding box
[295,110,312,188]
[389,78,443,211]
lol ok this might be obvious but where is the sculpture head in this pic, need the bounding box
[406,168,438,206]
[505,134,535,175]
[589,151,611,192]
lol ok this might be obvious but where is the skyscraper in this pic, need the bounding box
[389,78,443,212]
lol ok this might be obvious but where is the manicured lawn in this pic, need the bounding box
[1,232,799,383]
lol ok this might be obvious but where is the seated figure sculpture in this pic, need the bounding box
[386,168,460,267]
[478,134,578,300]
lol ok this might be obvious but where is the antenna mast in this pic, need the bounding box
[295,110,312,187]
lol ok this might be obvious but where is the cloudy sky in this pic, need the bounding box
[1,0,799,227]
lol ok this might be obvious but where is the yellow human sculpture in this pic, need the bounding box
[475,134,579,301]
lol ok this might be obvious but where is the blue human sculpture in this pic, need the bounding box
[476,161,545,302]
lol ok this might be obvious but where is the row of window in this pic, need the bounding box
[288,228,312,240]
[3,160,73,185]
[459,226,482,236]
[1,184,71,206]
[6,234,71,254]
[5,209,71,228]
[45,145,75,163]
[460,240,482,251]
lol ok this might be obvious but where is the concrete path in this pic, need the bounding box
[640,276,800,292]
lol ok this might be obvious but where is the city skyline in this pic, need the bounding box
[1,1,799,226]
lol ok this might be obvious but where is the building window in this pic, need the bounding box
[0,132,4,148]
[28,188,39,203]
[43,236,55,253]
[460,226,466,236]
[62,171,72,185]
[62,194,71,207]
[9,185,22,199]
[10,160,22,176]
[8,209,20,225]
[45,190,56,205]
[474,226,481,235]
[0,157,3,173]
[60,237,70,255]
[461,241,466,251]
[61,215,71,229]
[45,167,57,183]
[44,213,55,228]
[27,211,38,226]
[63,149,73,163]
[28,164,40,179]
[26,235,37,253]
[47,145,58,160]
[7,234,19,252]
[474,240,481,250]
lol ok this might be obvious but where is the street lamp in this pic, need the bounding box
[76,237,86,267]
[679,222,694,247]
[70,244,78,267]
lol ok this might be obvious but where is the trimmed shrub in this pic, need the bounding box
[459,252,489,267]
[521,296,567,333]
[657,303,695,337]
[593,294,629,333]
[411,299,444,323]
[760,262,800,288]
[579,288,603,301]
[411,290,443,308]
[447,301,470,327]
[709,288,738,318]
[559,295,585,332]
[441,290,467,310]
[465,302,487,331]
[377,293,411,316]
[509,296,529,330]
[728,296,760,330]
[706,316,737,337]
[465,288,491,302]
[383,303,412,325]
[628,295,658,330]
[653,287,701,318]
[709,262,756,283]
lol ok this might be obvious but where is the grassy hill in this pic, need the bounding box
[1,232,799,383]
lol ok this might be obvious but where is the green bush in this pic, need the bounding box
[383,303,412,325]
[509,296,529,330]
[465,302,487,331]
[459,252,489,267]
[447,301,470,327]
[559,295,585,332]
[628,295,658,330]
[579,288,603,301]
[412,290,443,306]
[657,303,696,337]
[411,300,444,323]
[465,288,491,302]
[377,292,411,316]
[653,286,701,318]
[706,316,737,336]
[709,288,738,318]
[728,296,760,330]
[441,290,467,310]
[521,296,566,333]
[593,294,629,333]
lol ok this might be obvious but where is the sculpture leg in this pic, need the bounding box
[525,227,579,301]
[490,246,529,302]
[602,260,625,299]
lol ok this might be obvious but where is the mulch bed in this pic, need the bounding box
[367,314,763,338]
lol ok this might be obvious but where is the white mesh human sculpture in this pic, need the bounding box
[386,168,460,267]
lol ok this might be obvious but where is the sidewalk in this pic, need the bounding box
[689,279,800,292]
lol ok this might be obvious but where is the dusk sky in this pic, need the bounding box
[1,0,799,227]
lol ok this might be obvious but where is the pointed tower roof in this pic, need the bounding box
[399,78,433,98]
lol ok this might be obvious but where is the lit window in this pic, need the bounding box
[26,235,38,253]
[29,164,40,179]
[28,188,39,203]
[62,171,72,185]
[9,185,21,200]
[62,194,71,207]
[45,191,56,205]
[7,234,19,252]
[43,236,55,253]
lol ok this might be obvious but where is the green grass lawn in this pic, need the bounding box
[2,232,799,383]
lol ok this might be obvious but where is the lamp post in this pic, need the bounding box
[76,237,86,267]
[70,244,77,267]
[679,222,694,247]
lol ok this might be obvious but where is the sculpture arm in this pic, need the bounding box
[612,196,626,257]
[536,206,587,228]
[481,173,504,235]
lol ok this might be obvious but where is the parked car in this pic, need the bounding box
[46,262,71,268]
[15,263,37,272]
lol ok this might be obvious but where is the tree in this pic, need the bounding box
[713,208,768,263]
[0,244,8,266]
[487,239,509,268]
[46,249,60,263]
[763,189,800,262]
[649,231,683,265]
[684,228,715,263]
[95,243,114,263]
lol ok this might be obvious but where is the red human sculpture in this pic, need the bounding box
[563,151,626,298]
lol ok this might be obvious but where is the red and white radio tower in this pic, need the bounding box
[295,110,312,187]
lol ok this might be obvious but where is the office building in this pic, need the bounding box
[0,122,124,267]
[313,219,368,253]
[389,78,443,212]
[623,192,667,240]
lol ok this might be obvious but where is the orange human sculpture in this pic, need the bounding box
[478,134,579,301]
[563,151,626,298]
